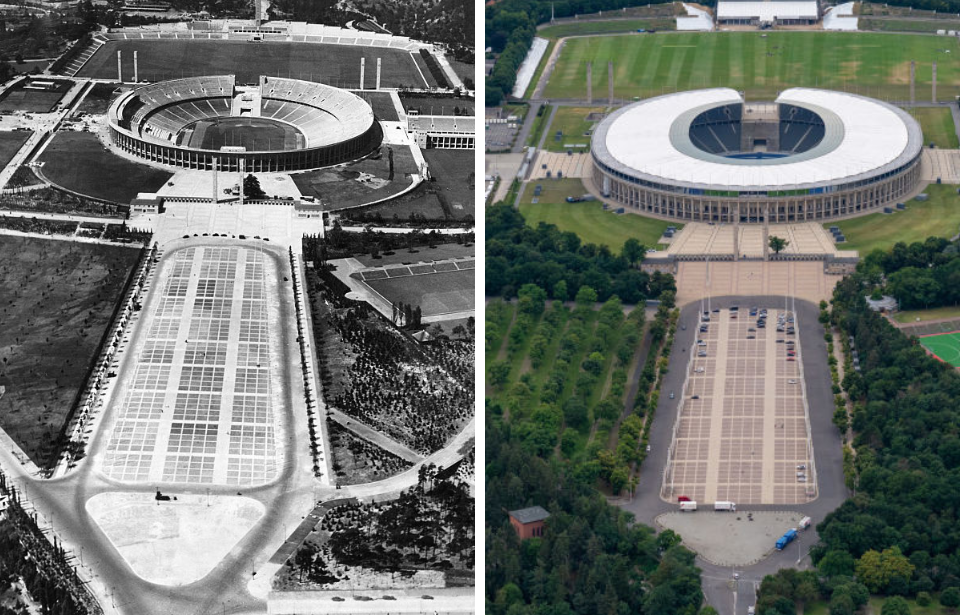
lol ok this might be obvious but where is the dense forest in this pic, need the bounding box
[486,421,704,615]
[786,238,960,608]
[856,237,960,310]
[486,203,675,303]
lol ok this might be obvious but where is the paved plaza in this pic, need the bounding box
[99,244,287,486]
[663,308,816,505]
[666,222,851,259]
[676,261,839,306]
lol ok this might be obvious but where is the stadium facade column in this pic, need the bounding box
[134,51,139,83]
[360,57,365,90]
[117,50,122,83]
[212,156,218,203]
[376,58,381,90]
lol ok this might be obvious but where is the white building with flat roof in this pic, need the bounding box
[717,0,819,26]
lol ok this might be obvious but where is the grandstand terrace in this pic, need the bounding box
[407,115,475,149]
[109,76,381,172]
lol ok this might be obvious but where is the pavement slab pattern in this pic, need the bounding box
[99,245,285,486]
[657,511,807,567]
[663,308,815,505]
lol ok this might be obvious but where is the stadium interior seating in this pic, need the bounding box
[779,104,826,154]
[689,105,742,155]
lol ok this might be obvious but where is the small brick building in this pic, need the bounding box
[508,506,550,540]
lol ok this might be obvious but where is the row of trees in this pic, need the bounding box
[857,237,960,310]
[486,204,675,304]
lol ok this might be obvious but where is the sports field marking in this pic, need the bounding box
[918,331,960,367]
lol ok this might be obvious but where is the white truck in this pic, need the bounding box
[799,516,812,530]
[714,501,736,512]
[679,501,698,512]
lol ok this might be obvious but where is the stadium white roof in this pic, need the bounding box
[594,88,922,191]
[717,0,818,21]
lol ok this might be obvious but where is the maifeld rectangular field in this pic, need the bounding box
[77,40,435,89]
[545,31,960,101]
[919,331,960,367]
[364,269,475,316]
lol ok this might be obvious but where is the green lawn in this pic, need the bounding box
[520,178,677,250]
[861,17,960,33]
[526,104,553,148]
[867,595,946,614]
[894,305,960,323]
[827,184,960,255]
[909,107,960,149]
[537,19,675,40]
[543,106,607,152]
[544,31,960,101]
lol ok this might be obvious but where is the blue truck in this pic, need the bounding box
[775,529,798,551]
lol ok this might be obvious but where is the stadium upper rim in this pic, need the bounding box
[592,88,923,193]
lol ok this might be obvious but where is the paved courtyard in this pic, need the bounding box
[676,261,839,306]
[662,308,816,505]
[99,244,286,486]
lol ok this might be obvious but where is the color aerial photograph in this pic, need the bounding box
[485,0,960,614]
[0,0,475,612]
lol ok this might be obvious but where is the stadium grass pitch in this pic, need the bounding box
[544,31,960,102]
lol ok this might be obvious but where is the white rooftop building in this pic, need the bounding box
[717,0,819,26]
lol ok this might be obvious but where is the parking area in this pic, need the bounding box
[663,306,816,505]
[99,244,286,486]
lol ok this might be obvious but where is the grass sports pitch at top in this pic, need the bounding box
[76,39,439,89]
[919,331,960,367]
[545,31,960,101]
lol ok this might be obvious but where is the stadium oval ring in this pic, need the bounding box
[108,75,382,173]
[591,88,923,223]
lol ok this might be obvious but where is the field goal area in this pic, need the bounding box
[917,330,960,367]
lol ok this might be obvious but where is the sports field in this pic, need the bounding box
[38,132,173,203]
[0,79,73,113]
[181,117,301,150]
[520,178,677,249]
[77,40,435,89]
[825,184,960,255]
[543,106,606,152]
[919,331,960,367]
[543,31,960,101]
[364,268,474,317]
[0,131,32,169]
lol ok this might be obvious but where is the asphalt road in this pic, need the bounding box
[618,295,849,615]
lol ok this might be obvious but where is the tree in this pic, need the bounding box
[489,360,510,388]
[769,235,789,254]
[819,550,856,578]
[622,238,645,266]
[941,587,960,608]
[829,593,855,615]
[575,285,598,306]
[243,173,266,200]
[881,596,911,615]
[855,547,915,594]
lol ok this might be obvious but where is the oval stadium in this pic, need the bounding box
[591,88,923,223]
[108,75,382,172]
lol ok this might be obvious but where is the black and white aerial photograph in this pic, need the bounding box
[0,0,476,612]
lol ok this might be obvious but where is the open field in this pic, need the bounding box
[542,106,606,152]
[0,131,31,168]
[182,117,300,150]
[893,305,960,323]
[38,131,173,203]
[544,31,960,101]
[918,331,960,367]
[0,79,72,113]
[825,184,960,255]
[537,18,675,39]
[860,17,960,33]
[364,269,475,317]
[909,106,959,148]
[520,178,676,249]
[0,236,140,466]
[74,82,121,116]
[291,143,414,211]
[77,40,435,89]
[422,149,475,219]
